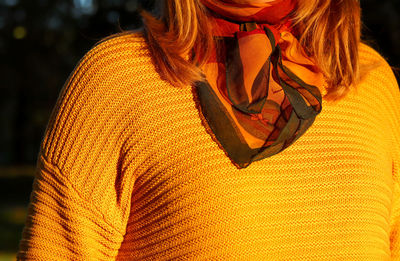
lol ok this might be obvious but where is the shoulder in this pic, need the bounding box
[355,43,399,103]
[52,30,158,119]
[40,30,161,163]
[84,30,150,64]
[358,43,398,88]
[69,30,156,92]
[94,29,147,47]
[357,43,400,150]
[49,30,165,123]
[358,42,386,64]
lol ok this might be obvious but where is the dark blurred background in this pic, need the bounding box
[0,0,399,259]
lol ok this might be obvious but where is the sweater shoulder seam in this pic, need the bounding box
[38,153,126,236]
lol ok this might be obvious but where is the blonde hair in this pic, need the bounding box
[141,0,361,101]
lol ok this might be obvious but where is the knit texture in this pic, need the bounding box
[17,31,400,260]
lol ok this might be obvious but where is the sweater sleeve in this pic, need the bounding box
[17,154,126,260]
[388,73,400,260]
[17,31,148,260]
[359,44,400,259]
[378,53,400,260]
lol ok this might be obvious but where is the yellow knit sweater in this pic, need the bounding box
[17,31,400,260]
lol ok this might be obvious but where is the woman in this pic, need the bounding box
[17,0,399,260]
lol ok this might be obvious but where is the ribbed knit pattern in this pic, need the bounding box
[17,31,400,260]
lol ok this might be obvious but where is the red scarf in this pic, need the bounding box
[194,0,325,168]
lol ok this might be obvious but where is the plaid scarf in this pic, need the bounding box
[195,0,325,168]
